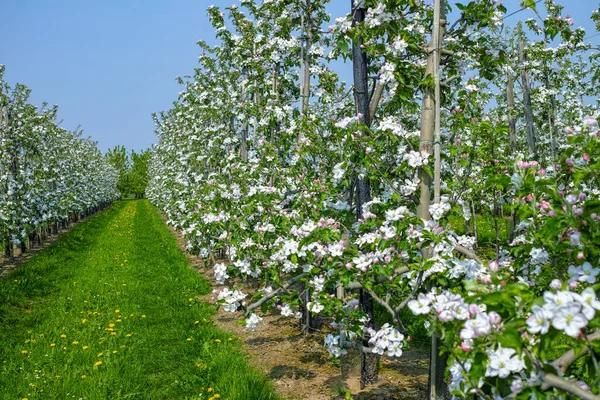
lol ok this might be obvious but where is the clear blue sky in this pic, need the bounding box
[1,1,598,153]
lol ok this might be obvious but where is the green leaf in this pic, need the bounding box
[497,328,522,349]
[523,0,537,10]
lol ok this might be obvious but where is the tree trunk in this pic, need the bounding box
[360,289,380,388]
[351,0,378,387]
[424,1,451,398]
[506,71,517,153]
[519,40,536,155]
[240,66,249,162]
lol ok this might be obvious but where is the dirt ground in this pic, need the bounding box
[167,224,429,400]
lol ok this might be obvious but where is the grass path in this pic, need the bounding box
[0,200,278,400]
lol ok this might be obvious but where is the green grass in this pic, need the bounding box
[0,200,278,400]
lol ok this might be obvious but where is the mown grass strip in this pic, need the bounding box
[0,200,278,400]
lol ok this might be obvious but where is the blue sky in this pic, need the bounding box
[1,0,598,153]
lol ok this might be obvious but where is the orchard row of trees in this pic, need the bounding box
[147,0,600,398]
[0,65,119,257]
[105,145,151,199]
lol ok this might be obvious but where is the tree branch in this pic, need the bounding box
[454,244,482,263]
[368,81,384,122]
[552,330,600,374]
[345,267,410,290]
[244,273,306,315]
[541,374,600,400]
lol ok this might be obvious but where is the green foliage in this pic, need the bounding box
[105,147,151,198]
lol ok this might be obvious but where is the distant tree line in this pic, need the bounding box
[105,146,151,199]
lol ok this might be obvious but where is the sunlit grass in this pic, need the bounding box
[0,200,278,400]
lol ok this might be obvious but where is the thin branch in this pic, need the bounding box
[454,244,482,263]
[541,374,600,400]
[245,273,306,314]
[368,81,385,122]
[345,267,410,290]
[552,330,600,374]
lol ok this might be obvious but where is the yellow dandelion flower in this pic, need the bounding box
[207,388,213,393]
[194,320,200,324]
[110,332,116,336]
[187,338,192,342]
[20,350,28,355]
[112,350,118,354]
[81,375,87,379]
[126,334,132,337]
[60,334,67,339]
[55,376,61,379]
[214,339,221,343]
[141,315,146,318]
[50,343,55,347]
[95,361,102,366]
[114,310,120,313]
[109,323,115,328]
[97,352,103,357]
[82,346,89,350]
[72,341,79,345]
[81,319,87,323]
[228,337,233,341]
[116,319,121,323]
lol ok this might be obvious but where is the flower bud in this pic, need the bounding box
[469,304,479,315]
[488,260,499,272]
[488,311,501,326]
[550,279,562,290]
[569,280,579,289]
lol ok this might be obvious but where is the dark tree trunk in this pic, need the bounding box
[351,0,378,388]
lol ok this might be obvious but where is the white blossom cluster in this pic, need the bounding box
[526,287,600,337]
[367,323,404,357]
[215,288,247,313]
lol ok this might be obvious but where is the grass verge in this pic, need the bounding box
[0,200,278,400]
